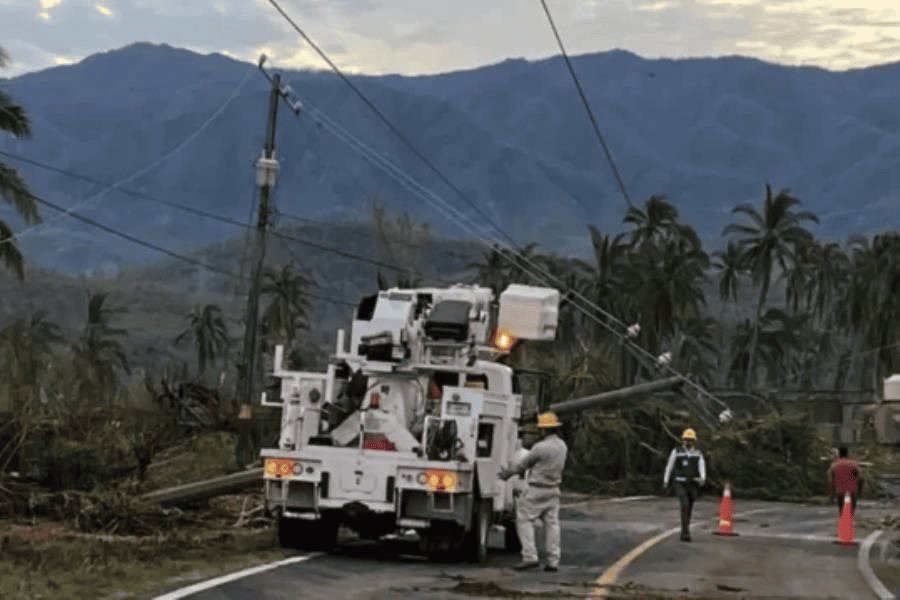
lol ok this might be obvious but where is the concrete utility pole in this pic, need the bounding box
[236,70,281,466]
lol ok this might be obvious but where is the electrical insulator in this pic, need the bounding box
[656,351,672,368]
[256,151,280,187]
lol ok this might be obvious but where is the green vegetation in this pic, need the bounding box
[0,45,41,281]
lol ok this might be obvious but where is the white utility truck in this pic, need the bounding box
[259,283,559,562]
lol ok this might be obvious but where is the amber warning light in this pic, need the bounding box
[492,329,516,352]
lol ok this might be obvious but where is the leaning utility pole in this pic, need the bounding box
[236,68,281,466]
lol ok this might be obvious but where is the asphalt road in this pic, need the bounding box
[166,495,898,600]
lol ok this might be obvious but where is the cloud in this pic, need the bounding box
[0,0,898,78]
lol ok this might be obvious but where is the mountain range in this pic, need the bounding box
[2,43,898,273]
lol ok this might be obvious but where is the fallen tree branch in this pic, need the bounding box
[638,441,664,457]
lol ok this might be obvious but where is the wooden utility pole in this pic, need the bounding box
[236,72,281,467]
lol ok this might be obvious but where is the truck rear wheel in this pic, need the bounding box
[277,515,301,549]
[503,520,521,552]
[278,514,340,552]
[463,500,492,564]
[419,521,464,561]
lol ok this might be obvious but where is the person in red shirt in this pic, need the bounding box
[828,446,864,515]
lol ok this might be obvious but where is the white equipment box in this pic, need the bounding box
[884,374,900,402]
[497,285,560,341]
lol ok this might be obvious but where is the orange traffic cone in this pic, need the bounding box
[713,483,738,536]
[836,492,857,546]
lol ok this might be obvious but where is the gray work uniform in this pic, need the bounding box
[510,433,568,567]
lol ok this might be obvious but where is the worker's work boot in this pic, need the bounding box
[513,561,539,570]
[680,533,691,542]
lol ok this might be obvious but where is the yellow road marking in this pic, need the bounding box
[592,527,679,598]
[592,507,776,598]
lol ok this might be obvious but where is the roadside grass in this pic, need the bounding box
[0,524,293,600]
[141,431,239,491]
[1,429,285,600]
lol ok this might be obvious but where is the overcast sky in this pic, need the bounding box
[1,0,899,77]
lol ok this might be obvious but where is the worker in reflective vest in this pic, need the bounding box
[663,428,706,542]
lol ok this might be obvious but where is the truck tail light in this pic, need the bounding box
[264,458,295,478]
[370,392,380,408]
[425,468,457,492]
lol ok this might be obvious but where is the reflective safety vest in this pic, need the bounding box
[672,449,701,482]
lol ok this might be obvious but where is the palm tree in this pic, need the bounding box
[585,226,631,327]
[711,241,747,305]
[755,308,810,386]
[72,293,130,406]
[0,46,41,280]
[467,244,512,296]
[260,264,312,352]
[623,238,709,357]
[615,200,711,384]
[809,242,850,327]
[0,311,63,410]
[669,315,719,389]
[722,184,819,388]
[837,233,900,388]
[727,308,809,389]
[371,197,431,285]
[619,195,677,248]
[175,304,230,376]
[505,242,541,285]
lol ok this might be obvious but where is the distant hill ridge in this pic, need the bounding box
[2,42,898,272]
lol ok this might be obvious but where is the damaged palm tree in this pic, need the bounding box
[148,376,227,431]
[0,45,42,281]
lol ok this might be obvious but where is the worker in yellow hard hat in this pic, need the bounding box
[663,428,706,541]
[499,411,568,572]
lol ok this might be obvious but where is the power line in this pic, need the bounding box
[0,149,436,279]
[273,208,428,250]
[264,73,725,414]
[264,0,513,245]
[28,193,356,308]
[31,195,245,281]
[257,25,600,300]
[259,61,725,416]
[538,0,633,209]
[1,68,255,247]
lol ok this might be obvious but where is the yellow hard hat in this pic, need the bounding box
[682,428,697,441]
[537,411,562,428]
